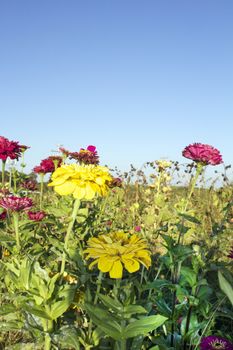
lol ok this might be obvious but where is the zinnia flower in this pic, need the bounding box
[48,164,112,200]
[0,136,24,161]
[69,145,99,165]
[134,225,141,232]
[33,156,62,174]
[200,336,233,350]
[0,196,33,211]
[182,143,223,165]
[27,210,46,221]
[84,231,151,278]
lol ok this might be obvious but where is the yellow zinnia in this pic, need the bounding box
[48,164,112,200]
[84,231,151,279]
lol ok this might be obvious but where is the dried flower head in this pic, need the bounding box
[69,145,99,165]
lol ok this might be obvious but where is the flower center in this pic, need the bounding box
[210,340,227,349]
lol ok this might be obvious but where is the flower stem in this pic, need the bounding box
[1,160,6,187]
[94,271,103,305]
[39,173,44,210]
[60,199,80,276]
[12,213,20,250]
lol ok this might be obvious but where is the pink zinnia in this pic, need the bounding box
[134,225,141,232]
[0,136,24,161]
[182,143,223,165]
[0,196,33,211]
[27,211,46,221]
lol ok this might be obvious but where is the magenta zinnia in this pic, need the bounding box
[200,336,233,350]
[27,210,46,221]
[84,231,151,278]
[182,143,222,165]
[0,196,33,211]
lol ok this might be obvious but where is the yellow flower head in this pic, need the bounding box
[84,231,151,279]
[48,164,112,200]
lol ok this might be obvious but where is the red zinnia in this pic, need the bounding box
[0,196,33,211]
[182,143,223,166]
[33,156,62,174]
[27,210,46,221]
[0,136,24,161]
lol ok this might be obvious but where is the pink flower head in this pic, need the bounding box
[200,336,233,350]
[0,210,7,220]
[27,210,46,221]
[0,136,23,161]
[69,145,99,165]
[33,156,62,174]
[182,143,223,166]
[0,196,33,212]
[134,225,141,232]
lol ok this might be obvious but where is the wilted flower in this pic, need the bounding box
[227,247,233,259]
[0,188,10,196]
[200,336,233,350]
[19,145,30,152]
[182,143,223,165]
[0,136,24,161]
[59,147,70,157]
[48,164,112,200]
[0,210,7,220]
[156,160,172,171]
[0,196,33,212]
[84,231,151,278]
[21,179,38,191]
[33,156,62,174]
[69,145,99,165]
[108,177,123,188]
[27,210,46,221]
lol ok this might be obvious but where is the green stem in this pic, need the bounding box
[12,213,20,250]
[1,160,6,187]
[44,333,51,350]
[39,173,44,210]
[60,199,80,276]
[94,271,103,305]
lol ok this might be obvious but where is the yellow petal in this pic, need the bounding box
[98,256,114,273]
[109,260,123,279]
[123,259,140,273]
[54,181,76,196]
[73,186,86,199]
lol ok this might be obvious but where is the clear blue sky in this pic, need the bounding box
[0,0,232,172]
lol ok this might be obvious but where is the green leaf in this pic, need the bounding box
[76,208,89,223]
[178,213,201,224]
[123,305,147,316]
[180,267,197,288]
[123,315,168,339]
[97,293,123,311]
[142,279,173,291]
[218,271,233,306]
[59,327,81,350]
[0,304,16,316]
[0,233,15,242]
[22,304,52,320]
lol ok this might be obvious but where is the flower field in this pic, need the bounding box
[0,136,232,350]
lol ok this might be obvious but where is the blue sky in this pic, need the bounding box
[0,0,232,173]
